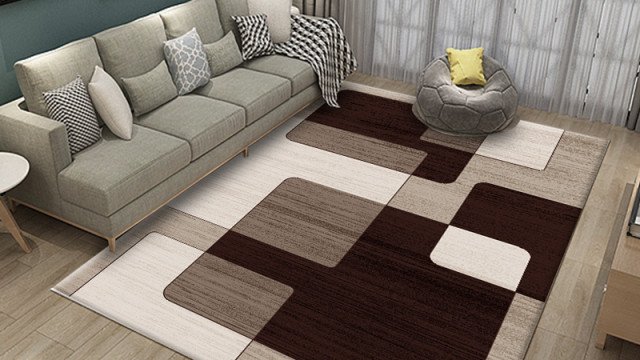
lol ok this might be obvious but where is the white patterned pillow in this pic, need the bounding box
[163,28,212,95]
[232,14,275,60]
[43,76,102,155]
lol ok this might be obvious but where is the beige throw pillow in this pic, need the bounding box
[88,66,133,140]
[248,0,292,43]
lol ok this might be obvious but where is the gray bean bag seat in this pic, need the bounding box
[413,55,518,135]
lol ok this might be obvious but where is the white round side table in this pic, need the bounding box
[0,152,31,253]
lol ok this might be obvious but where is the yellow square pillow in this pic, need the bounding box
[446,47,486,86]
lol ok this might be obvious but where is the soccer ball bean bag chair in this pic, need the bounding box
[413,55,518,135]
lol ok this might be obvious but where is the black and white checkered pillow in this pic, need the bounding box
[43,76,102,155]
[232,14,275,61]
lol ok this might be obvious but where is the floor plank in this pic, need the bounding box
[0,260,31,289]
[0,293,69,354]
[0,232,101,319]
[65,321,130,360]
[38,302,112,350]
[565,207,618,268]
[525,328,587,360]
[0,313,15,333]
[99,332,175,360]
[0,331,73,360]
[537,259,601,343]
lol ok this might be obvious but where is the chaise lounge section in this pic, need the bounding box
[0,0,321,251]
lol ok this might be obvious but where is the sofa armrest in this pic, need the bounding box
[0,98,71,213]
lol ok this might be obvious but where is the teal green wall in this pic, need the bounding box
[0,0,187,105]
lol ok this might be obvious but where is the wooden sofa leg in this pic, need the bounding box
[242,147,249,158]
[108,237,117,252]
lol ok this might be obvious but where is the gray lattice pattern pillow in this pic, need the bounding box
[43,76,102,155]
[163,28,212,95]
[232,14,275,60]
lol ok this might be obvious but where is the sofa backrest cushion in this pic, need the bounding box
[122,61,178,116]
[159,0,224,43]
[14,38,103,117]
[94,14,167,89]
[215,0,249,45]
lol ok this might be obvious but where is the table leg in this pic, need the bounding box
[7,197,16,212]
[595,330,607,350]
[0,196,31,253]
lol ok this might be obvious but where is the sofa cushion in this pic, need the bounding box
[216,0,249,46]
[94,14,167,88]
[137,95,245,160]
[159,0,224,43]
[204,32,244,77]
[243,55,316,95]
[15,38,103,117]
[195,68,291,124]
[58,125,190,217]
[121,61,178,116]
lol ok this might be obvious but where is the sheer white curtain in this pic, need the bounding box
[336,0,438,83]
[495,0,577,112]
[580,0,640,125]
[628,69,640,130]
[337,0,640,126]
[432,0,501,59]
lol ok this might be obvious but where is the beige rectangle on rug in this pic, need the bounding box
[476,121,564,170]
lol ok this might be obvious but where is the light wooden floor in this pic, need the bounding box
[1,73,640,359]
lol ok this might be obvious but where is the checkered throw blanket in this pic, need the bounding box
[274,15,357,107]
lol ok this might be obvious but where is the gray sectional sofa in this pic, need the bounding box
[0,0,320,251]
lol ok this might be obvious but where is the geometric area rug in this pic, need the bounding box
[53,89,608,359]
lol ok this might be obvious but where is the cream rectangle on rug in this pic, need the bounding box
[431,226,531,291]
[476,121,564,170]
[60,233,250,360]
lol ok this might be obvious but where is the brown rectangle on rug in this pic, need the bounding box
[287,121,426,173]
[233,177,385,267]
[164,253,293,338]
